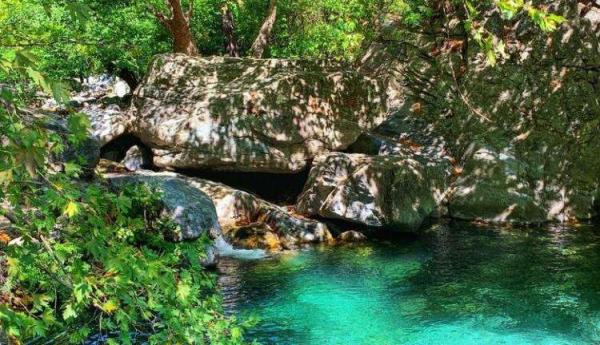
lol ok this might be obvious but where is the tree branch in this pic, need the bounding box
[148,4,172,32]
[187,0,194,21]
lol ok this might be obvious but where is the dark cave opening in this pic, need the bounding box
[100,134,154,169]
[176,168,311,205]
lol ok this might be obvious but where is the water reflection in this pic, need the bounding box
[218,222,600,345]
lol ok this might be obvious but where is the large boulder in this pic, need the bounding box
[106,173,221,242]
[84,103,129,146]
[108,171,332,250]
[182,176,333,250]
[448,145,547,224]
[129,54,386,173]
[359,1,600,223]
[296,153,450,231]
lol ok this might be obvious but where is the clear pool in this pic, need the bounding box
[218,222,600,345]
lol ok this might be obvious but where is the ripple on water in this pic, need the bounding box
[218,223,600,345]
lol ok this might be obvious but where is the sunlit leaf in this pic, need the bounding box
[64,201,80,218]
[101,300,119,314]
[62,304,77,320]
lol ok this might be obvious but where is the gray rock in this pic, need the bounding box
[107,171,332,251]
[297,153,450,231]
[129,54,386,173]
[338,230,367,242]
[121,145,150,172]
[359,1,600,222]
[448,145,547,224]
[82,103,129,145]
[182,176,333,249]
[106,173,221,242]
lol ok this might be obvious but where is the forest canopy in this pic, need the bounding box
[1,0,564,88]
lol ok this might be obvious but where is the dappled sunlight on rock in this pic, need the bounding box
[358,1,600,223]
[297,153,451,231]
[129,54,385,173]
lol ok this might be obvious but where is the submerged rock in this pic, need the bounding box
[297,152,450,231]
[129,54,386,173]
[106,173,221,242]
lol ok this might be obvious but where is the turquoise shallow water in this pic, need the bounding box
[217,222,600,345]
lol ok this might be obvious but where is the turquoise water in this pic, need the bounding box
[217,222,600,345]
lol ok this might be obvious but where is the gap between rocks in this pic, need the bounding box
[100,135,312,206]
[174,168,311,205]
[101,133,153,165]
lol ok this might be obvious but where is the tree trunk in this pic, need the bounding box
[221,4,240,57]
[152,0,198,55]
[249,0,277,58]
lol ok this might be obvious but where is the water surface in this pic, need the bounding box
[218,222,600,344]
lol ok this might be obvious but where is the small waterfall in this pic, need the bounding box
[213,236,267,260]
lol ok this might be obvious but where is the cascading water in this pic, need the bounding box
[213,235,267,260]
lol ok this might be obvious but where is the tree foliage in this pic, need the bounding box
[0,0,563,83]
[0,12,251,340]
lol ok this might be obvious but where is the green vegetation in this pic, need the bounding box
[0,106,251,343]
[0,0,563,85]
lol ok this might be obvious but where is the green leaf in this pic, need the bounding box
[64,162,82,177]
[176,282,191,302]
[66,3,92,23]
[73,282,92,303]
[50,80,71,104]
[27,68,52,95]
[64,201,80,218]
[67,113,91,145]
[63,304,77,320]
[101,300,119,314]
[0,170,13,186]
[13,49,37,69]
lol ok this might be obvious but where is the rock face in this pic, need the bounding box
[358,1,600,223]
[338,230,367,243]
[107,173,221,242]
[38,75,132,146]
[183,177,333,250]
[107,171,332,250]
[297,153,450,231]
[85,103,129,146]
[448,145,547,224]
[129,54,386,173]
[121,145,151,172]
